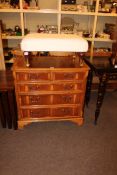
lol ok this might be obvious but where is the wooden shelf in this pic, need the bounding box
[23,9,59,14]
[0,9,21,12]
[0,0,117,70]
[61,11,96,15]
[2,36,23,39]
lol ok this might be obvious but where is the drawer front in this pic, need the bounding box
[18,84,51,92]
[52,107,73,116]
[54,72,86,80]
[52,107,81,117]
[53,83,83,91]
[30,108,50,118]
[54,72,76,80]
[53,83,75,91]
[16,72,50,81]
[28,73,50,81]
[53,94,82,104]
[28,84,50,91]
[21,108,50,118]
[20,95,51,105]
[53,94,74,104]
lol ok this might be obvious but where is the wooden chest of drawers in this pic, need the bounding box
[13,55,89,128]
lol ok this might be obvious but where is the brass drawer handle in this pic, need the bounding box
[29,96,41,104]
[29,85,41,91]
[64,73,74,79]
[62,96,72,103]
[63,84,73,90]
[61,108,70,115]
[28,74,40,80]
[30,109,41,117]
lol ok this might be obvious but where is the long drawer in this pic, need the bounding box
[15,71,87,82]
[16,82,84,92]
[18,93,83,105]
[20,106,81,119]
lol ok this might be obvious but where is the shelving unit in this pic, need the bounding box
[0,0,117,70]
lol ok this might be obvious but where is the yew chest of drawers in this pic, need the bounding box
[13,56,89,128]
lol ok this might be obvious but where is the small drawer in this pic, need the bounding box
[53,94,82,104]
[20,95,51,105]
[53,94,74,104]
[28,73,50,81]
[21,108,50,118]
[52,107,73,117]
[54,72,76,80]
[18,84,51,92]
[53,72,86,80]
[28,84,51,91]
[53,83,83,91]
[30,108,50,118]
[53,83,75,91]
[16,72,50,81]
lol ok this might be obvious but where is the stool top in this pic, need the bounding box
[21,33,88,52]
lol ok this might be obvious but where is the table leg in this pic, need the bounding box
[85,70,93,107]
[8,90,18,130]
[0,94,6,128]
[95,73,109,124]
[1,91,12,129]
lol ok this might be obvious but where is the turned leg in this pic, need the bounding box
[8,90,18,130]
[95,73,109,125]
[85,69,93,107]
[0,93,6,128]
[24,51,30,67]
[1,91,12,129]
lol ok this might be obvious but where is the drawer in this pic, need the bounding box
[21,108,50,118]
[18,84,51,92]
[54,72,76,80]
[53,94,82,104]
[52,107,81,117]
[28,84,51,91]
[20,95,51,105]
[53,83,83,91]
[53,94,74,104]
[18,83,83,92]
[53,72,86,80]
[52,107,73,116]
[16,72,50,81]
[53,83,74,91]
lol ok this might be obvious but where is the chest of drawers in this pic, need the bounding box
[13,55,89,128]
